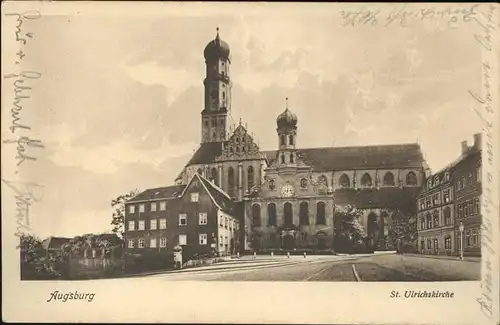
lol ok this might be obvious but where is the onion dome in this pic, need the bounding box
[276,98,298,129]
[204,27,230,61]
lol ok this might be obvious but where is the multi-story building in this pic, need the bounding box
[417,166,455,255]
[169,29,430,253]
[124,173,240,259]
[416,133,482,257]
[453,133,482,257]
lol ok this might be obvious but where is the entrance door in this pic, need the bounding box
[282,235,295,250]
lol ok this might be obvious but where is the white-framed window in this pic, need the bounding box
[160,201,167,211]
[128,220,135,231]
[151,202,157,212]
[138,239,145,248]
[159,218,167,229]
[191,192,199,202]
[178,234,187,245]
[199,212,208,225]
[160,237,167,248]
[219,215,224,226]
[150,238,157,248]
[128,239,135,248]
[138,220,145,231]
[128,205,135,213]
[139,204,145,213]
[179,214,187,226]
[150,219,157,230]
[199,233,208,245]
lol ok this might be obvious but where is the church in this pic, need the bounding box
[169,29,431,253]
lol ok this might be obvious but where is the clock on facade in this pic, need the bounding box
[280,184,295,197]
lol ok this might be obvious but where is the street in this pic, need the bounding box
[137,253,481,282]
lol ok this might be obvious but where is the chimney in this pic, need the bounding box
[473,133,482,150]
[461,141,469,154]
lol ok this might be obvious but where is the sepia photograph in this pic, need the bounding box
[2,1,499,324]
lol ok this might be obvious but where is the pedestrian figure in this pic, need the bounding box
[304,252,307,258]
[271,252,274,257]
[287,252,290,258]
[237,252,240,258]
[253,251,256,259]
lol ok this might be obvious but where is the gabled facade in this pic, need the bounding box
[124,173,240,258]
[417,165,455,255]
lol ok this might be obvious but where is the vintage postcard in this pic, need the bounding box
[2,1,499,324]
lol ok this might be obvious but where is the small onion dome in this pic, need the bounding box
[204,28,230,61]
[277,108,298,129]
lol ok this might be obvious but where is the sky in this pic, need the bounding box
[1,3,484,238]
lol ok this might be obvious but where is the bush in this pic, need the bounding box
[124,251,174,273]
[399,244,418,254]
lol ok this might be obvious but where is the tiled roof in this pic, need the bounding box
[42,237,71,250]
[334,187,420,214]
[128,185,187,203]
[187,142,224,165]
[263,143,424,171]
[196,174,236,214]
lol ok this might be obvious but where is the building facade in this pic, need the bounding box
[164,30,430,253]
[125,173,240,259]
[416,133,482,257]
[417,166,455,255]
[453,134,482,257]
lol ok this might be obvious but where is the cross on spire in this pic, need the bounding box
[216,26,220,37]
[285,97,289,109]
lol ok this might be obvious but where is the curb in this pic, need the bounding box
[120,260,300,278]
[403,254,480,263]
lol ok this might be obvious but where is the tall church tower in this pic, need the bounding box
[201,28,231,143]
[276,98,298,165]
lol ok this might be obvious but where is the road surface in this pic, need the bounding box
[139,253,480,282]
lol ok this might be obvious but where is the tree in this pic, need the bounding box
[334,205,367,242]
[388,210,418,252]
[110,189,140,237]
[19,233,63,279]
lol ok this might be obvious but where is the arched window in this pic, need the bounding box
[267,203,277,226]
[361,173,372,187]
[289,135,294,145]
[281,154,285,164]
[316,202,326,225]
[280,135,286,146]
[300,178,308,189]
[406,171,417,186]
[433,210,439,227]
[228,167,235,197]
[339,174,350,188]
[444,206,451,225]
[252,204,261,227]
[290,153,294,163]
[197,168,202,176]
[299,202,309,225]
[211,167,218,186]
[383,172,395,186]
[247,166,254,190]
[284,202,293,227]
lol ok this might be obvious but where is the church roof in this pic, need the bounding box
[127,185,187,203]
[263,143,424,171]
[187,142,224,166]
